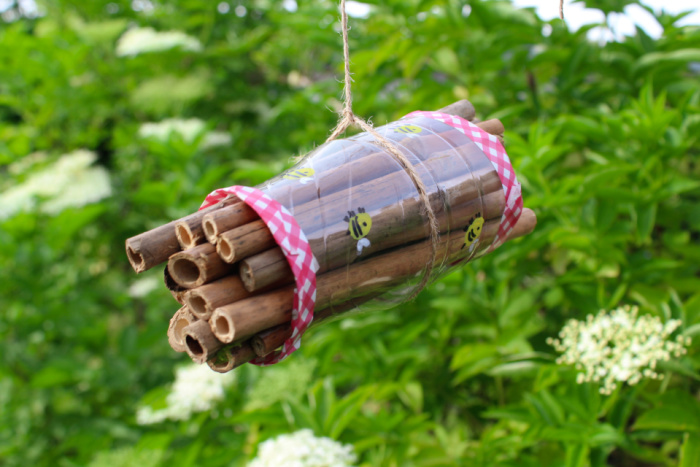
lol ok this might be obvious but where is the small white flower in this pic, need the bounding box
[136,363,234,425]
[249,429,357,467]
[549,305,691,395]
[138,119,232,148]
[0,150,111,220]
[116,27,202,57]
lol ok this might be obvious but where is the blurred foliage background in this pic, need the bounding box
[1,0,699,465]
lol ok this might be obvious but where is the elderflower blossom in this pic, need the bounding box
[0,150,111,220]
[116,27,202,57]
[547,305,691,395]
[249,429,357,467]
[138,118,232,148]
[136,363,234,424]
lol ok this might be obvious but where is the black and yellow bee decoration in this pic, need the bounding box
[283,167,315,185]
[461,212,484,251]
[344,207,373,255]
[392,123,423,138]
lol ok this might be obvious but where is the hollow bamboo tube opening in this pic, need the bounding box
[207,343,255,373]
[167,307,196,353]
[218,237,233,261]
[187,294,207,317]
[126,245,144,271]
[183,320,223,364]
[203,218,218,244]
[176,223,194,249]
[171,258,201,285]
[213,315,233,342]
[183,276,251,321]
[168,243,231,288]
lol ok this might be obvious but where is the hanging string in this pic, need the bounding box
[326,0,440,300]
[560,0,564,20]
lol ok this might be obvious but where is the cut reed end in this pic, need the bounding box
[217,238,235,263]
[207,344,255,373]
[169,256,202,288]
[207,349,235,373]
[167,307,196,352]
[185,292,211,320]
[125,243,145,273]
[176,223,195,249]
[507,208,537,240]
[239,262,255,292]
[211,310,235,343]
[203,217,218,244]
[185,335,206,363]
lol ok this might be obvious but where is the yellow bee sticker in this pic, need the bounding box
[283,167,315,185]
[344,207,372,255]
[461,212,484,251]
[392,124,423,138]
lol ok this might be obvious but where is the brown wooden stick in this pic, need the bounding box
[183,320,225,364]
[210,286,294,343]
[476,119,505,136]
[438,100,476,121]
[167,306,197,352]
[202,203,259,244]
[210,210,536,342]
[506,208,537,240]
[239,248,293,293]
[185,275,252,320]
[168,243,233,288]
[216,219,276,264]
[207,342,256,373]
[251,323,293,357]
[125,196,238,273]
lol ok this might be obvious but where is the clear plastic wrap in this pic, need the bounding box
[258,115,506,317]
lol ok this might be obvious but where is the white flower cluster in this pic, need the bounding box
[547,305,691,395]
[249,429,357,467]
[136,363,234,425]
[0,150,111,220]
[138,118,232,149]
[116,27,202,57]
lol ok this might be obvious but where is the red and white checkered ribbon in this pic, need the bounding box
[404,111,523,250]
[200,186,319,366]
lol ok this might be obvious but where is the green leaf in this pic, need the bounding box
[633,407,700,432]
[680,432,700,467]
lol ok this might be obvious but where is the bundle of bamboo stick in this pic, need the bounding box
[126,100,536,372]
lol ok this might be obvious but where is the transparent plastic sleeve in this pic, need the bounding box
[257,116,506,319]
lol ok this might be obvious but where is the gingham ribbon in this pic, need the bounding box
[404,111,523,250]
[200,186,319,366]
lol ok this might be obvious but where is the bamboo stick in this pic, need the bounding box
[202,202,259,244]
[210,209,535,343]
[476,119,504,136]
[164,266,187,304]
[438,100,476,121]
[167,306,197,352]
[184,275,252,320]
[125,196,238,273]
[216,219,276,263]
[239,248,293,292]
[168,242,233,288]
[210,286,294,343]
[183,320,225,364]
[251,323,293,357]
[207,342,256,373]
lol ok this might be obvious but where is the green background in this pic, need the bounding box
[1,0,699,465]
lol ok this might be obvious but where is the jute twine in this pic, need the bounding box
[326,0,440,300]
